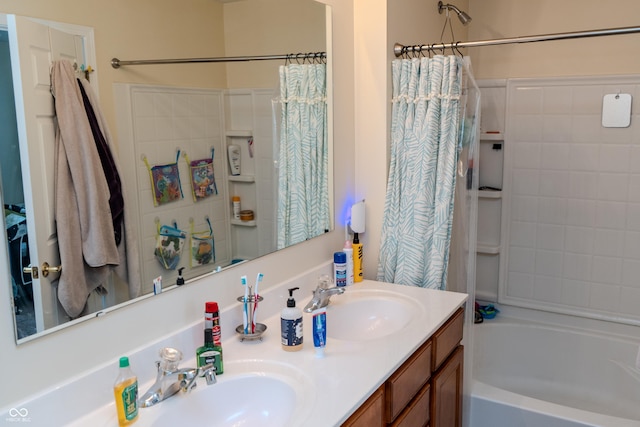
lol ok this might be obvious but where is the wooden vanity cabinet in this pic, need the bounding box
[342,307,464,427]
[342,386,385,427]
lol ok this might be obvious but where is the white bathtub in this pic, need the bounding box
[469,306,640,427]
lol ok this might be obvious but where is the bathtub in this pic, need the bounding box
[469,306,640,427]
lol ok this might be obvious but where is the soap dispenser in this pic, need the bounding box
[281,287,303,351]
[176,267,185,286]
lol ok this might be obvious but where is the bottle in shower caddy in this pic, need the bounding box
[232,196,241,220]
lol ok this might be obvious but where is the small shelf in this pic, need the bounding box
[479,190,502,199]
[228,175,255,183]
[225,130,253,137]
[476,244,500,255]
[480,132,504,141]
[231,219,256,227]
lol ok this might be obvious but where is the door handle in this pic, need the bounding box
[22,262,61,278]
[41,262,62,277]
[22,265,39,279]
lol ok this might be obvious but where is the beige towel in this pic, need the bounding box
[51,60,139,317]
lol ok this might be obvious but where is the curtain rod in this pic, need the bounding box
[394,25,640,57]
[111,51,326,69]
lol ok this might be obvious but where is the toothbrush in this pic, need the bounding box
[252,273,263,333]
[241,275,249,334]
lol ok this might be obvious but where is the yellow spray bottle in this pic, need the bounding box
[113,356,138,425]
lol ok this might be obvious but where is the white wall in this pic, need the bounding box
[354,0,469,280]
[469,0,640,79]
[0,0,354,408]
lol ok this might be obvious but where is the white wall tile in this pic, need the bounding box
[619,287,640,315]
[172,94,190,117]
[570,143,600,171]
[511,169,539,195]
[540,143,569,170]
[505,77,640,322]
[595,201,626,229]
[566,199,595,227]
[511,142,541,169]
[571,116,602,143]
[591,256,622,285]
[513,87,543,115]
[510,195,538,222]
[561,279,591,307]
[535,249,564,277]
[564,226,594,254]
[589,282,621,312]
[542,115,572,142]
[628,175,640,202]
[539,171,569,197]
[514,114,542,141]
[571,86,603,115]
[624,232,640,260]
[569,172,598,200]
[593,229,624,257]
[543,86,573,114]
[509,221,536,248]
[508,246,536,274]
[132,92,155,117]
[626,203,640,231]
[599,145,631,172]
[601,127,632,144]
[536,224,564,251]
[537,197,566,225]
[621,259,640,287]
[506,272,534,299]
[533,275,562,302]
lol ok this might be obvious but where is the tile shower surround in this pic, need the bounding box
[503,76,640,324]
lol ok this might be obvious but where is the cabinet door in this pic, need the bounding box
[342,386,384,427]
[431,345,463,427]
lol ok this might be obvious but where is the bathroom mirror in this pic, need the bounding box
[1,0,332,342]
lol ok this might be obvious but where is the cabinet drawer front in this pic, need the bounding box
[432,307,463,371]
[386,340,432,423]
[391,382,430,427]
[342,386,385,427]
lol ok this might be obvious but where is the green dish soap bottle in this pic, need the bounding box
[113,356,138,426]
[197,328,224,375]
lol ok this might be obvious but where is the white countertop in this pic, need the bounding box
[50,280,467,426]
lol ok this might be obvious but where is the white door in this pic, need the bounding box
[7,15,86,332]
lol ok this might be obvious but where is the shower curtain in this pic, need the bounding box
[377,55,476,290]
[274,63,329,249]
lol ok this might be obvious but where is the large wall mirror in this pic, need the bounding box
[0,0,332,343]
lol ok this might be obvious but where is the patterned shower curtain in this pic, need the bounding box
[275,63,329,249]
[377,55,464,290]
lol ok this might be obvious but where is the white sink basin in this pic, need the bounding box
[326,289,421,341]
[138,360,315,427]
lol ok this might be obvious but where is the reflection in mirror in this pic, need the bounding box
[1,0,332,342]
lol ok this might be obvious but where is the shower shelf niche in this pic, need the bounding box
[476,80,506,302]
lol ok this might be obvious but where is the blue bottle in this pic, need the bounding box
[334,251,347,287]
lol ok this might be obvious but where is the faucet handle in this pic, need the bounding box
[317,274,331,290]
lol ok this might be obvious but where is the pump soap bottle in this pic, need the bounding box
[281,287,303,351]
[113,356,138,426]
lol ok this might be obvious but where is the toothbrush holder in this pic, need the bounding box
[236,295,266,341]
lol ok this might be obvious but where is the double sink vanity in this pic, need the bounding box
[40,277,467,426]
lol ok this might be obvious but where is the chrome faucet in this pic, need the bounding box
[303,276,345,313]
[139,347,217,408]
